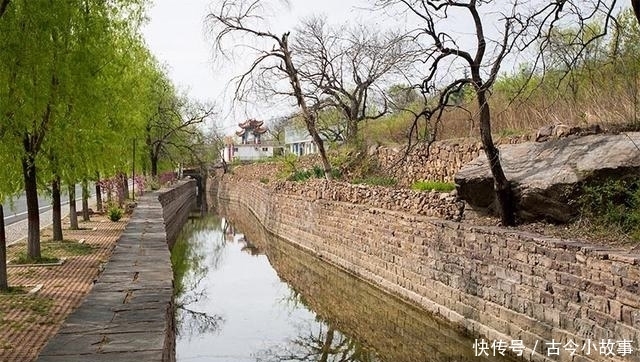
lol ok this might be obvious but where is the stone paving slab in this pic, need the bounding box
[35,181,196,362]
[0,212,127,362]
[36,350,164,362]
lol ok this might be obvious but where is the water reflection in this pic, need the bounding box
[172,214,226,341]
[172,201,514,362]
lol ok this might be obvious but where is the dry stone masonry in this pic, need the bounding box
[223,178,464,221]
[215,176,640,362]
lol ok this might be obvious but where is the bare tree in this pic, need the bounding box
[293,17,416,143]
[206,0,334,179]
[377,0,618,225]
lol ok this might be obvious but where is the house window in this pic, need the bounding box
[262,147,268,151]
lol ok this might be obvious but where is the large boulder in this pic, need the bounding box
[455,132,640,223]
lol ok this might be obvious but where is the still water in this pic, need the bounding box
[172,201,514,362]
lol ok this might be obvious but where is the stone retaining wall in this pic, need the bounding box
[36,180,196,362]
[215,177,640,362]
[270,179,464,220]
[220,202,502,361]
[159,182,197,248]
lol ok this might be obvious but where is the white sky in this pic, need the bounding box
[142,0,373,134]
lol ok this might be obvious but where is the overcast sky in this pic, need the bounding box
[142,1,627,135]
[142,0,373,134]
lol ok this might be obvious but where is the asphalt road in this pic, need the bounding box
[3,184,88,226]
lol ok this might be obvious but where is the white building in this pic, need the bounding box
[220,119,278,162]
[284,126,318,156]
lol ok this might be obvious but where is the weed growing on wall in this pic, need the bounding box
[577,178,640,241]
[411,181,456,192]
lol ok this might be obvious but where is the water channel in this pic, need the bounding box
[172,201,514,362]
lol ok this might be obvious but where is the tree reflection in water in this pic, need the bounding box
[172,213,227,340]
[255,285,379,362]
[255,322,379,362]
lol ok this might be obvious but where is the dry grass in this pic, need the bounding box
[362,68,640,144]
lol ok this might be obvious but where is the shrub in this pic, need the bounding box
[107,205,123,222]
[411,180,456,192]
[577,178,640,240]
[287,169,313,182]
[146,176,160,191]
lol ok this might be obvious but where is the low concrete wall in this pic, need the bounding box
[36,180,196,362]
[216,177,640,362]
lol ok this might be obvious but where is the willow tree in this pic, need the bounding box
[0,0,152,258]
[143,68,216,178]
[377,0,618,225]
[0,142,22,291]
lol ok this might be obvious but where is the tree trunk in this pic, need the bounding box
[280,33,333,180]
[151,152,159,178]
[319,327,335,362]
[477,89,516,226]
[52,176,63,241]
[68,184,78,230]
[0,0,11,19]
[122,172,129,199]
[346,119,358,144]
[95,172,102,213]
[22,154,41,259]
[311,131,332,180]
[82,179,90,221]
[0,204,7,291]
[116,173,125,207]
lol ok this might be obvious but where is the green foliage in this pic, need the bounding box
[12,253,60,265]
[288,169,313,182]
[107,205,123,222]
[259,177,269,184]
[286,166,341,182]
[577,178,640,240]
[352,176,397,187]
[411,180,455,192]
[41,240,94,256]
[146,176,160,191]
[496,128,527,138]
[2,294,54,316]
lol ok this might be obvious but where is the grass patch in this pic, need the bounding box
[12,253,60,265]
[0,294,54,316]
[352,176,397,187]
[0,286,29,295]
[496,128,528,138]
[41,240,94,256]
[287,166,341,182]
[411,180,456,192]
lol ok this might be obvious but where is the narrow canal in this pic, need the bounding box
[171,201,514,362]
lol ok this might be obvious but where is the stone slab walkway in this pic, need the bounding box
[34,194,175,362]
[0,213,128,362]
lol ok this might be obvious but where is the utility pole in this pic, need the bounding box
[132,138,136,201]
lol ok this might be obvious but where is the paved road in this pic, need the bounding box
[3,184,88,226]
[4,184,101,246]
